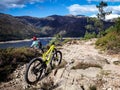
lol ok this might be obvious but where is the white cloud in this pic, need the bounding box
[9,4,25,8]
[67,4,98,15]
[68,4,120,19]
[90,14,120,20]
[90,14,97,17]
[106,5,120,14]
[106,14,120,19]
[0,0,43,9]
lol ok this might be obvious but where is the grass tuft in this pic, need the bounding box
[0,47,41,82]
[71,62,102,70]
[89,85,97,90]
[113,61,120,65]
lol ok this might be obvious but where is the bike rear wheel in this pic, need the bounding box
[25,58,44,84]
[51,50,62,68]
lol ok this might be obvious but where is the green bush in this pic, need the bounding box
[49,34,62,45]
[95,18,120,54]
[105,26,114,34]
[115,17,120,33]
[96,31,120,53]
[0,47,40,66]
[84,31,97,39]
[0,47,40,82]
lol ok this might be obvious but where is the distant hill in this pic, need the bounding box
[0,13,114,41]
[0,13,40,41]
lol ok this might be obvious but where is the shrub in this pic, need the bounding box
[95,31,120,53]
[71,62,102,70]
[96,18,120,54]
[49,34,62,45]
[114,17,120,33]
[84,31,97,40]
[0,47,40,82]
[0,47,40,66]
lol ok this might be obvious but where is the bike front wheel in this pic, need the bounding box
[51,50,62,68]
[25,58,44,84]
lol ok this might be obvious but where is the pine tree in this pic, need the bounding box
[96,1,112,20]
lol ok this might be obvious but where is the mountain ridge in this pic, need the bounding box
[0,13,114,41]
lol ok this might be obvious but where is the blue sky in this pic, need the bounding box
[0,0,120,19]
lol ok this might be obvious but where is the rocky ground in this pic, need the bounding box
[0,39,120,90]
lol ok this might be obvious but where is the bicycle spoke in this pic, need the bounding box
[51,50,62,68]
[25,58,44,84]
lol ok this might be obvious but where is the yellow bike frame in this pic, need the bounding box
[42,45,55,64]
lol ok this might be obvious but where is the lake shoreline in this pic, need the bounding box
[0,37,53,44]
[0,37,81,44]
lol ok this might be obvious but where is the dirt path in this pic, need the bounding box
[0,39,120,90]
[54,39,120,90]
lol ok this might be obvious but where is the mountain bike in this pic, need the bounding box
[25,44,62,84]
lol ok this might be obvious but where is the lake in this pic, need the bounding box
[0,37,80,49]
[0,38,51,49]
